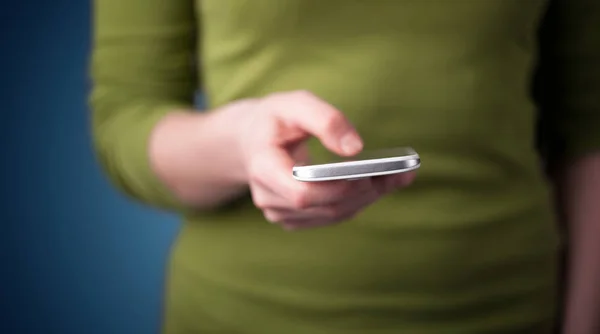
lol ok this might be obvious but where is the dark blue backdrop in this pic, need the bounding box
[2,1,180,333]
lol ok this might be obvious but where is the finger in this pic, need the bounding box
[280,197,374,230]
[265,90,363,156]
[371,171,417,195]
[267,187,380,226]
[247,147,298,202]
[283,177,373,209]
[262,178,372,210]
[250,143,314,210]
[252,149,375,208]
[249,182,290,210]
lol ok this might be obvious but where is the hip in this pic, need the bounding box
[163,206,561,333]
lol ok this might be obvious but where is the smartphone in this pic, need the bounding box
[292,147,420,182]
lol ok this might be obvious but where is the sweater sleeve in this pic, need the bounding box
[534,0,600,164]
[89,0,197,211]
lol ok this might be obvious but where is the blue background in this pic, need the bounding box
[2,1,180,333]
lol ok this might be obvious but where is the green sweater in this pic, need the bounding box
[90,1,600,333]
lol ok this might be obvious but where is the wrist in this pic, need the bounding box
[199,98,259,186]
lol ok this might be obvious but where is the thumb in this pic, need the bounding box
[288,142,311,165]
[265,91,363,156]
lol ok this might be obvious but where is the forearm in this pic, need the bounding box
[558,153,600,334]
[93,99,253,212]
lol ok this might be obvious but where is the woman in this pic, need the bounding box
[90,1,600,333]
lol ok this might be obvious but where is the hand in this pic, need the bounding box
[237,90,416,230]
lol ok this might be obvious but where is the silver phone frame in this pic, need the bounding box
[292,149,420,182]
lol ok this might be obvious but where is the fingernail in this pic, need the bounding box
[340,133,363,155]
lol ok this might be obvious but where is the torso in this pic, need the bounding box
[164,1,560,333]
